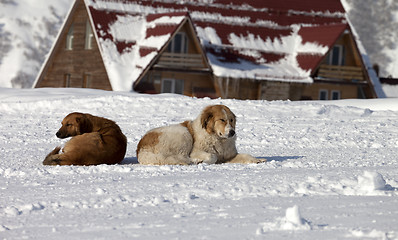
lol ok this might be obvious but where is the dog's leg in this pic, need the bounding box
[226,153,266,164]
[42,146,76,165]
[190,150,217,164]
[42,146,62,165]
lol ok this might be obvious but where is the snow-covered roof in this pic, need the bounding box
[84,0,348,90]
[87,6,188,90]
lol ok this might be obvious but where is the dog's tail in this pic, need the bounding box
[43,146,62,165]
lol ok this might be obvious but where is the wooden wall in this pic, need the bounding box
[302,31,374,100]
[137,70,216,97]
[302,82,359,100]
[257,81,303,101]
[35,0,112,90]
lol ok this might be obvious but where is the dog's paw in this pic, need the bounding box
[191,158,203,164]
[190,151,217,164]
[227,154,266,164]
[255,158,267,164]
[242,156,264,164]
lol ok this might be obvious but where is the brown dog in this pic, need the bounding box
[43,112,127,166]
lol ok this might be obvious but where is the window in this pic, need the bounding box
[327,45,345,66]
[66,24,74,50]
[85,20,93,50]
[83,74,91,88]
[64,74,71,87]
[319,90,328,100]
[167,32,188,53]
[331,90,341,100]
[161,79,184,94]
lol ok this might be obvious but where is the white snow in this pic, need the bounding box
[108,15,145,43]
[382,84,398,98]
[284,205,310,229]
[358,171,387,192]
[1,87,398,239]
[197,25,315,83]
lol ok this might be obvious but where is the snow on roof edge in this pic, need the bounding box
[345,17,386,98]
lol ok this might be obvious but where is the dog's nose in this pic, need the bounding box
[228,130,235,138]
[56,131,61,138]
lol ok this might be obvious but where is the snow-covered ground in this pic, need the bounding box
[1,88,398,239]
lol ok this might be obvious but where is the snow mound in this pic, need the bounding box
[358,171,386,192]
[349,229,391,239]
[282,205,311,230]
[257,205,311,234]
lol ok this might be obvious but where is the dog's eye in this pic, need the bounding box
[220,119,226,123]
[66,123,72,127]
[230,119,234,123]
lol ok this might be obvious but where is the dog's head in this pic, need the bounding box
[200,105,236,139]
[56,112,92,138]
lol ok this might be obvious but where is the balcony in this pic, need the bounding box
[317,64,365,82]
[155,52,207,70]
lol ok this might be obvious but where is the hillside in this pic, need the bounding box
[0,0,72,88]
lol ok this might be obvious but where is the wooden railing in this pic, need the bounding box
[317,64,364,81]
[155,52,206,69]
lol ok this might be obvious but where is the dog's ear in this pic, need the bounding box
[222,105,237,126]
[201,109,213,130]
[76,115,92,134]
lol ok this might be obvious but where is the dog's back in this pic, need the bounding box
[136,124,193,165]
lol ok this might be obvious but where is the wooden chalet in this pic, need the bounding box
[33,0,384,100]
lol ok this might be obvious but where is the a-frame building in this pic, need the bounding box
[34,0,384,100]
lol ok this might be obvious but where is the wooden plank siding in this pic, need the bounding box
[318,64,364,82]
[257,81,304,101]
[138,70,215,97]
[134,20,218,98]
[156,53,206,70]
[302,31,374,100]
[35,0,112,90]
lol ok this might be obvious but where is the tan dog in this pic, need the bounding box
[137,104,265,165]
[43,112,127,166]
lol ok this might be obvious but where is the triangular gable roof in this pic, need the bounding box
[87,6,189,90]
[297,23,348,73]
[83,0,350,88]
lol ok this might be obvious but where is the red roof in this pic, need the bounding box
[85,0,350,89]
[297,23,348,72]
[299,24,348,46]
[212,0,345,13]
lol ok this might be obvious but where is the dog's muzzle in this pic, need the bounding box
[56,131,68,139]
